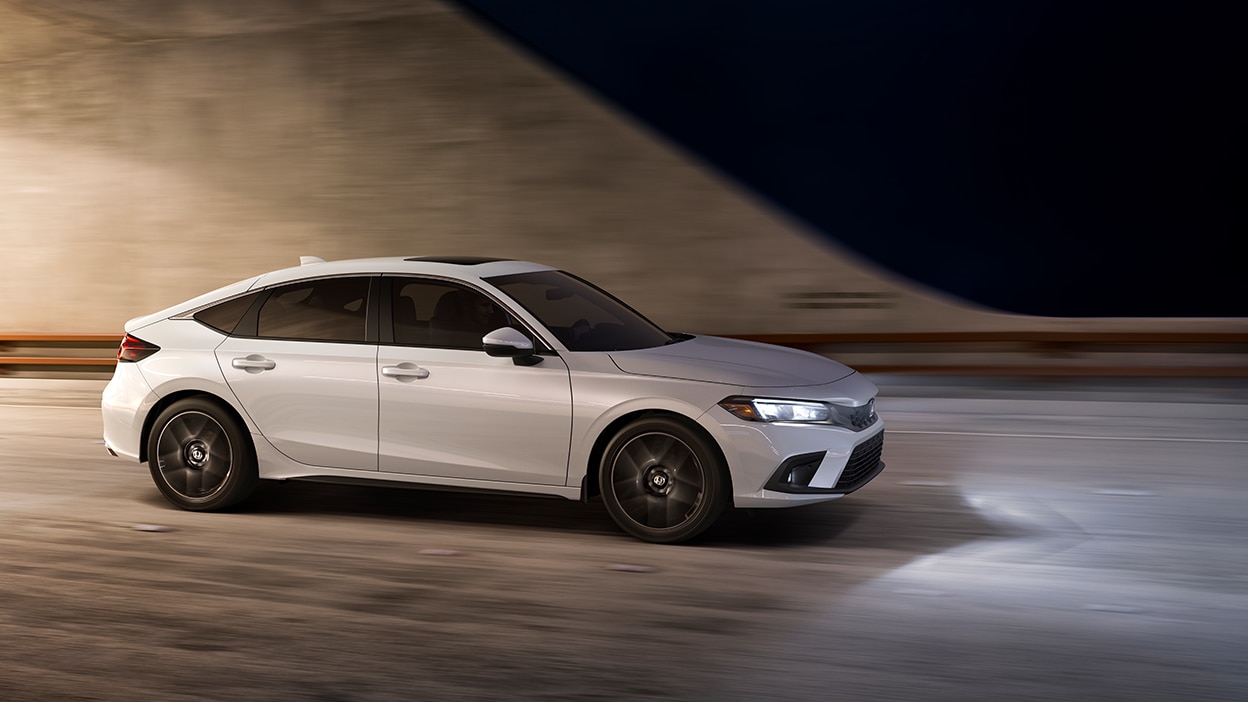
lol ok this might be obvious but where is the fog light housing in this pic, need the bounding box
[765,452,827,492]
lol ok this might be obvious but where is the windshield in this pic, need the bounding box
[487,270,676,351]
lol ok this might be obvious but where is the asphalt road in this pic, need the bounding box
[1,377,1245,701]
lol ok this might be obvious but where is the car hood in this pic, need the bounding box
[608,335,855,388]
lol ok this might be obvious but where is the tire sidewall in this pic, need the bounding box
[147,397,257,511]
[600,416,728,543]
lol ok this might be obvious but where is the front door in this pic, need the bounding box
[377,278,572,485]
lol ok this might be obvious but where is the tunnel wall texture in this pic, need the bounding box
[0,1,1230,335]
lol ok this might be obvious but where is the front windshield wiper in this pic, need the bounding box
[664,332,694,345]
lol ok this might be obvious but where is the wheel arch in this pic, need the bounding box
[581,409,733,503]
[140,390,254,464]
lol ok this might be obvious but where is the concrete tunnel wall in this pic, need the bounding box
[0,1,1230,336]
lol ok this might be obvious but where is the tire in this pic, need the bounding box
[146,397,258,511]
[600,416,728,543]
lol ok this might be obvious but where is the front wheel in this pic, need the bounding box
[147,397,257,511]
[600,417,729,543]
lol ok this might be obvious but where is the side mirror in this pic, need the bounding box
[483,327,543,366]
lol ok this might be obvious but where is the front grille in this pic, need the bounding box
[834,430,885,491]
[830,398,878,431]
[849,399,878,430]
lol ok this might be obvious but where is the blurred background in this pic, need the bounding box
[1,0,1240,340]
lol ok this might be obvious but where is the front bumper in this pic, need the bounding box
[710,404,887,508]
[764,430,885,494]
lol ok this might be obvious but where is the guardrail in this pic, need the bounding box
[0,334,121,376]
[3,331,1246,377]
[731,331,1248,377]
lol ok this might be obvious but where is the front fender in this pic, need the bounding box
[566,370,743,489]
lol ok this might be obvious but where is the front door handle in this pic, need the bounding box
[382,364,430,380]
[231,355,276,372]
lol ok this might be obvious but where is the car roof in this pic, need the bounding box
[249,256,557,289]
[124,257,559,332]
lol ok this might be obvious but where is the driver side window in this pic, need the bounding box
[392,280,513,350]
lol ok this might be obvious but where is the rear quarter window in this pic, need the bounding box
[194,292,261,335]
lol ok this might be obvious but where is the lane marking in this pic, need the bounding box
[1084,603,1144,614]
[888,429,1248,444]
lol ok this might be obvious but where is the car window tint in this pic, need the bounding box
[392,280,512,349]
[194,292,261,335]
[488,270,672,351]
[257,277,370,342]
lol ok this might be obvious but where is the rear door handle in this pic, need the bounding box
[382,364,430,380]
[231,356,276,372]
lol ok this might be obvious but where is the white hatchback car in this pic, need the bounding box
[102,256,884,542]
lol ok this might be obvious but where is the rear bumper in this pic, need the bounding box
[101,363,156,462]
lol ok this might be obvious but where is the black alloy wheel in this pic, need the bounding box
[600,416,728,543]
[147,397,257,511]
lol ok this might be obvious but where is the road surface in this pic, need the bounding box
[1,377,1245,701]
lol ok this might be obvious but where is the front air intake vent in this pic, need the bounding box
[834,431,885,491]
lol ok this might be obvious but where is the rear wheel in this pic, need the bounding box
[147,398,257,511]
[600,417,728,543]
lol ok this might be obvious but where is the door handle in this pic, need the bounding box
[231,355,276,372]
[382,364,430,380]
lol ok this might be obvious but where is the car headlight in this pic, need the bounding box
[719,397,830,423]
[718,396,878,430]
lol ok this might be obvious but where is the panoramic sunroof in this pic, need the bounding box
[403,256,512,265]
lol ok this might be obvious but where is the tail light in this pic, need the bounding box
[118,334,160,363]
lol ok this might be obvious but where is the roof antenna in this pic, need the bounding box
[300,256,326,266]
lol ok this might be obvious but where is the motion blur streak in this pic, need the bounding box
[891,430,1248,444]
[2,0,1238,340]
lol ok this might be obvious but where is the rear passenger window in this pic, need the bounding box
[257,277,370,342]
[194,292,261,335]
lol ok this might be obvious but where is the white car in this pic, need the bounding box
[102,256,884,543]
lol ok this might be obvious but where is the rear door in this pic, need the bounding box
[216,276,379,471]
